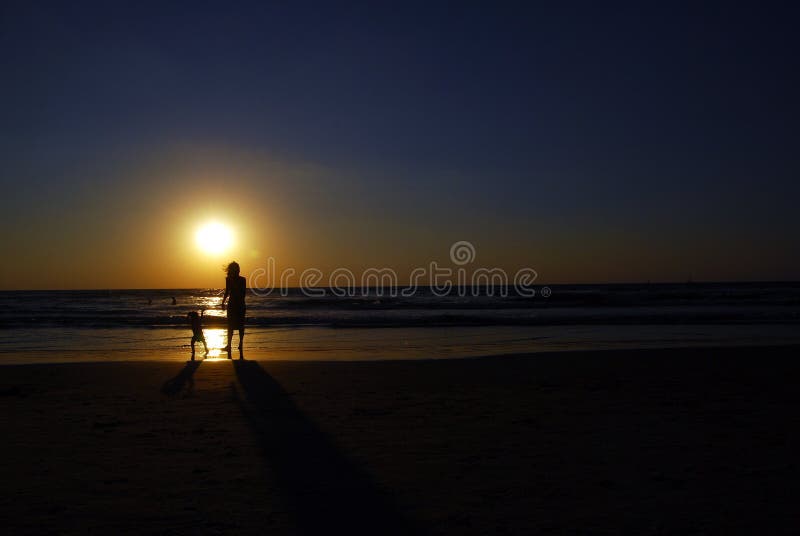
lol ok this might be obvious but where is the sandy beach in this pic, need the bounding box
[2,346,799,534]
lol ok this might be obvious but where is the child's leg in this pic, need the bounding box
[190,338,196,360]
[202,337,209,355]
[238,328,244,349]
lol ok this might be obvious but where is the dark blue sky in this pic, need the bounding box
[1,2,799,287]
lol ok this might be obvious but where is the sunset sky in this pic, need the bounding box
[1,2,799,289]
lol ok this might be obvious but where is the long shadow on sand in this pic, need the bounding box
[232,360,415,535]
[161,360,200,396]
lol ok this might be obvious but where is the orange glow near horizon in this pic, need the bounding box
[0,143,796,290]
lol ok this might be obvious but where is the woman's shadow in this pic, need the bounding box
[232,360,416,534]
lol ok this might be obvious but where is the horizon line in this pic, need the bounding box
[2,279,800,292]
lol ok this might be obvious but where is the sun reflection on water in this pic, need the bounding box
[203,328,227,359]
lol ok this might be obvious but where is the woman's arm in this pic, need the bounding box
[221,279,230,309]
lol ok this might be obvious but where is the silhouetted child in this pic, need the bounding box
[187,309,208,360]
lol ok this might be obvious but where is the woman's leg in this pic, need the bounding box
[238,327,244,349]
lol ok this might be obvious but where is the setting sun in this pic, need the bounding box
[195,222,233,255]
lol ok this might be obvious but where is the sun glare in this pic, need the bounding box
[195,222,233,255]
[203,328,226,359]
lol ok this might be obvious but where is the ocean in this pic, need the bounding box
[1,282,799,363]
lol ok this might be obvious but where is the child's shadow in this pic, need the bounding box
[161,361,200,397]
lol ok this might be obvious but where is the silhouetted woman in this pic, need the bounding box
[221,261,246,354]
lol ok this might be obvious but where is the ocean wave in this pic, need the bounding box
[1,283,799,330]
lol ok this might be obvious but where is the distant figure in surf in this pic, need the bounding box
[187,309,208,360]
[171,296,177,305]
[221,261,246,356]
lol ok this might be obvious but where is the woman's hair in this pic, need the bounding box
[225,261,240,277]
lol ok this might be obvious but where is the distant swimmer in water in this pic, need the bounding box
[147,298,152,305]
[171,296,177,305]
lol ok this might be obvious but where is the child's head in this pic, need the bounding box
[187,311,199,320]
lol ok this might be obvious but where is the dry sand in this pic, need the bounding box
[1,346,799,534]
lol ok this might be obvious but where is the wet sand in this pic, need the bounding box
[1,346,799,534]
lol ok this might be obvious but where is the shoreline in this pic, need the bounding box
[2,340,800,367]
